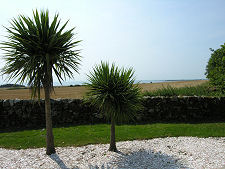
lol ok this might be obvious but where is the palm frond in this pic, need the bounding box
[0,9,82,99]
[86,62,143,122]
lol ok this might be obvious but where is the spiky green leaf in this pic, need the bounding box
[0,9,82,99]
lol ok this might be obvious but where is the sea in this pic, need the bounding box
[53,79,206,86]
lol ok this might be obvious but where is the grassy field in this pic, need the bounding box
[143,82,225,97]
[0,123,224,149]
[0,80,208,99]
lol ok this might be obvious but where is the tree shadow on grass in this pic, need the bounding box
[88,149,188,169]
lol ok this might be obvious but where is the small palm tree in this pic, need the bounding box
[86,62,142,152]
[0,10,81,155]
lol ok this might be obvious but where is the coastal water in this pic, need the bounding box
[0,79,206,87]
[53,79,206,86]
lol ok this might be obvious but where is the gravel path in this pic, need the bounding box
[0,137,224,169]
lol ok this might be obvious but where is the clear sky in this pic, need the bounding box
[0,0,225,85]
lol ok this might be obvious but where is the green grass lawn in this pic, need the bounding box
[0,123,224,149]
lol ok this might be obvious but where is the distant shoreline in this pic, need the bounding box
[135,79,207,85]
[0,79,208,87]
[54,79,208,86]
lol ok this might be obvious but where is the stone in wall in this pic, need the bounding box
[0,97,225,130]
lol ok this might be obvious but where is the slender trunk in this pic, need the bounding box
[44,85,55,155]
[109,116,117,152]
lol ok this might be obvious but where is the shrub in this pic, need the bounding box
[143,83,225,97]
[86,62,142,152]
[206,44,225,92]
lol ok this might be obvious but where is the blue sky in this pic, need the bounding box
[0,0,225,85]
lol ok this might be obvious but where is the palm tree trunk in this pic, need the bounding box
[109,116,117,152]
[44,85,55,155]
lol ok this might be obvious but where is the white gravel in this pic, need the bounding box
[0,137,224,169]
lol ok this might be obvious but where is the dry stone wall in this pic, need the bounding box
[0,97,225,130]
[140,96,225,123]
[0,99,104,129]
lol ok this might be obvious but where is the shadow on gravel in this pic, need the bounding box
[49,153,69,169]
[87,149,187,169]
[48,149,187,169]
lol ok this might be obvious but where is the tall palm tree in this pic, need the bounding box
[0,9,81,155]
[86,62,142,152]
